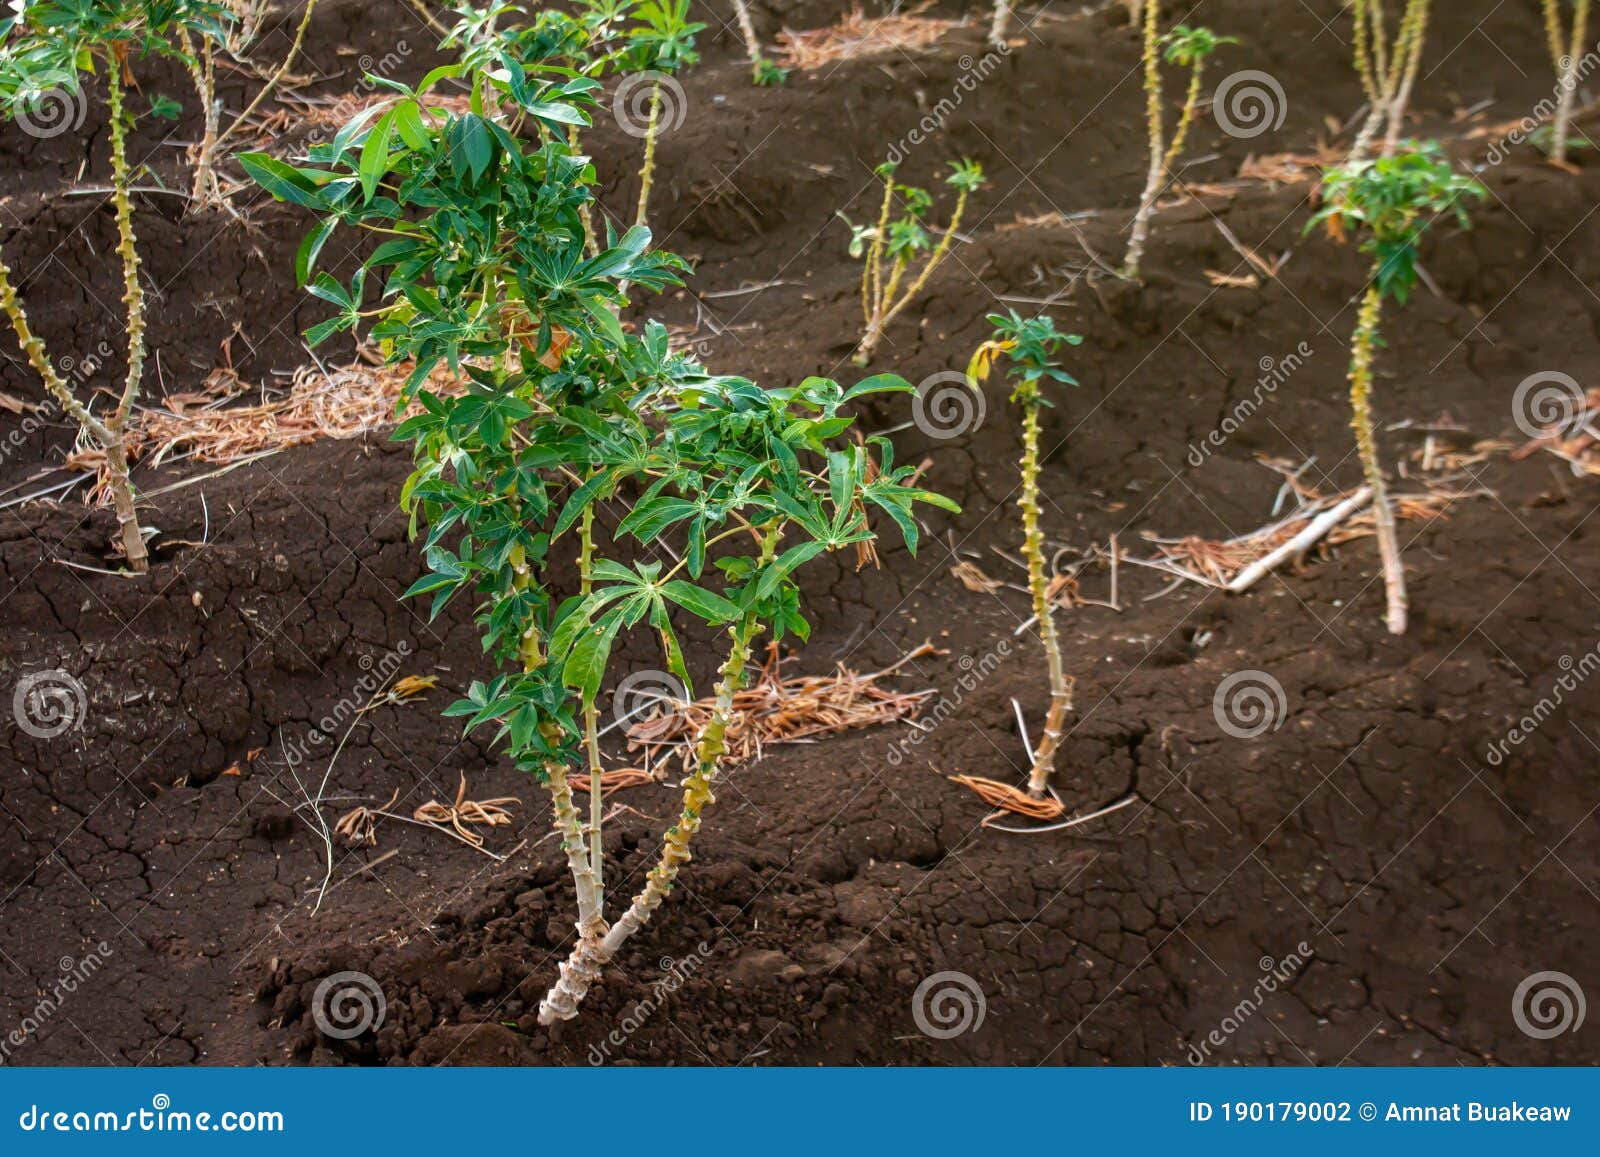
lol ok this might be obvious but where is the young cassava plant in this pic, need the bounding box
[1347,0,1431,162]
[623,0,703,230]
[845,158,983,365]
[1123,9,1232,280]
[728,0,786,85]
[245,58,955,1024]
[1308,142,1482,635]
[957,312,1082,812]
[0,0,233,570]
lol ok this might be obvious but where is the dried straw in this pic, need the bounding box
[776,3,960,70]
[948,775,1066,820]
[624,642,938,774]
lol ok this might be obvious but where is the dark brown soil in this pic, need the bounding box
[2,0,1598,1066]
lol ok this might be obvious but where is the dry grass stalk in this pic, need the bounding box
[776,2,960,70]
[948,775,1066,820]
[1236,144,1344,186]
[412,773,518,848]
[1151,477,1485,586]
[625,643,937,774]
[950,559,1005,593]
[569,768,656,794]
[1512,386,1600,475]
[70,354,457,505]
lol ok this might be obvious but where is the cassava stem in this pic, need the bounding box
[856,185,971,364]
[1546,0,1592,164]
[538,528,779,1022]
[1348,281,1407,635]
[1019,398,1071,796]
[105,64,150,573]
[1123,0,1165,280]
[634,79,663,228]
[991,0,1013,49]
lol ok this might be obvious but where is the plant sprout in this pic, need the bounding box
[0,0,232,570]
[1122,7,1233,280]
[624,0,703,230]
[965,312,1081,801]
[1541,0,1591,164]
[1308,142,1482,635]
[846,158,983,365]
[247,56,954,1024]
[728,0,785,85]
[1347,0,1431,162]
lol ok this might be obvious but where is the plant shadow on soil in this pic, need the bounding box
[1,0,1597,1065]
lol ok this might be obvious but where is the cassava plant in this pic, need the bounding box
[728,0,785,85]
[1122,8,1232,280]
[623,0,702,230]
[1347,0,1431,162]
[1308,142,1482,635]
[990,0,1012,49]
[0,0,232,570]
[183,0,320,207]
[246,57,954,1024]
[964,312,1081,802]
[1541,0,1592,164]
[846,158,983,365]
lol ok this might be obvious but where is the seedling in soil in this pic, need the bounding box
[0,0,232,570]
[1540,0,1592,164]
[955,312,1082,810]
[624,0,703,230]
[1346,0,1431,162]
[1122,7,1233,280]
[1308,141,1482,635]
[248,59,955,1024]
[847,158,983,365]
[728,0,786,84]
